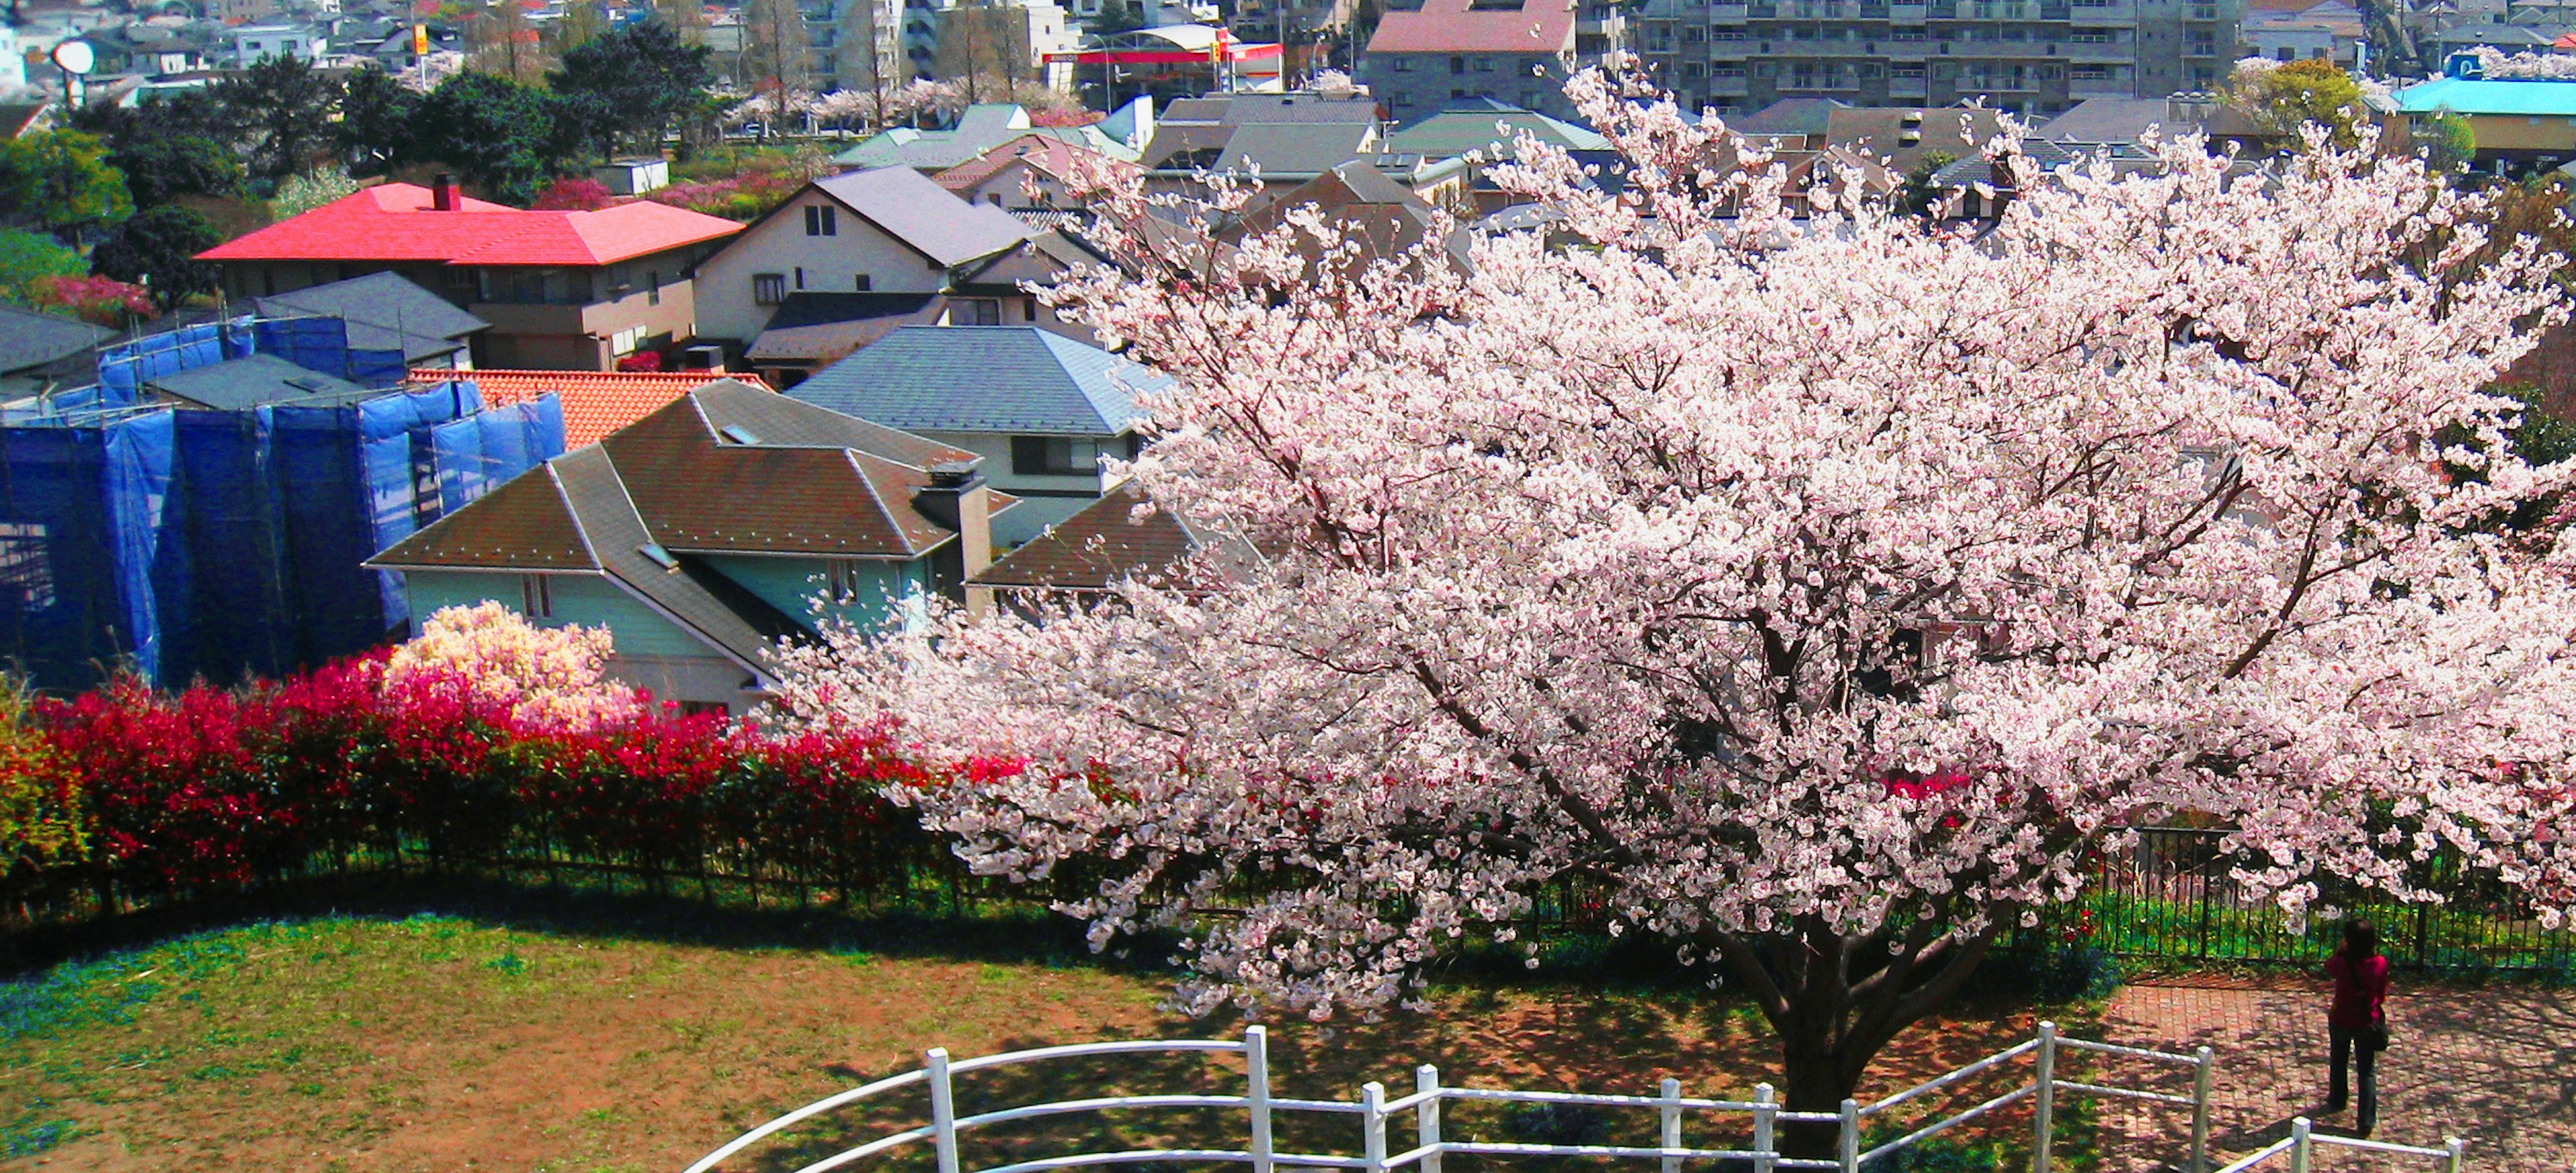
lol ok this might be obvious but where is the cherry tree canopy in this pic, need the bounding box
[774,73,2576,1111]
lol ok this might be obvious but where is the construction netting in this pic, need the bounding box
[0,318,564,691]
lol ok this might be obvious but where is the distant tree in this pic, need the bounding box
[468,0,551,84]
[2220,57,2366,150]
[549,18,715,162]
[272,166,365,219]
[69,89,234,154]
[1900,150,1957,219]
[0,231,86,305]
[89,205,221,312]
[215,54,345,182]
[651,0,711,44]
[28,274,155,327]
[108,135,246,207]
[934,0,1034,105]
[414,71,564,204]
[739,0,814,128]
[2422,109,2477,176]
[548,0,611,56]
[0,130,135,240]
[340,65,423,176]
[1091,0,1144,34]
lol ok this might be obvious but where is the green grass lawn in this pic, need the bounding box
[0,885,2093,1173]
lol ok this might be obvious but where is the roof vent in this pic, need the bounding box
[638,543,680,571]
[718,425,761,445]
[1899,131,1922,146]
[928,461,977,488]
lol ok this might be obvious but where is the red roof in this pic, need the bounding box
[1365,0,1575,55]
[437,368,737,448]
[200,182,741,268]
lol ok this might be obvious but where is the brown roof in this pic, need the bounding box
[1823,107,2009,174]
[367,460,601,571]
[976,480,1250,590]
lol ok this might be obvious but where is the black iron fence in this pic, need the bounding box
[2079,827,2576,972]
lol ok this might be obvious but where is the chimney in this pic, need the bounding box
[914,462,994,614]
[431,172,456,211]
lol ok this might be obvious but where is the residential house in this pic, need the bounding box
[1383,97,1615,213]
[1360,0,1612,122]
[368,378,1014,713]
[934,133,1140,210]
[833,102,1142,172]
[741,292,947,388]
[433,368,738,448]
[784,324,1161,546]
[691,165,1030,354]
[227,22,327,64]
[1826,106,2014,175]
[2241,0,2364,66]
[1227,160,1472,278]
[2033,95,2209,155]
[1136,90,1387,193]
[197,178,742,370]
[969,477,1254,614]
[2394,69,2576,169]
[0,306,117,404]
[243,271,489,372]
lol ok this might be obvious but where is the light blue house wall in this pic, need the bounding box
[698,555,930,630]
[405,569,710,659]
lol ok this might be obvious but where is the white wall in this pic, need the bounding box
[694,190,953,345]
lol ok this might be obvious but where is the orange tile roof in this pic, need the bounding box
[429,368,744,448]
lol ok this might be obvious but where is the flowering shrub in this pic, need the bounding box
[532,176,616,211]
[28,274,154,326]
[3,608,947,919]
[617,349,664,372]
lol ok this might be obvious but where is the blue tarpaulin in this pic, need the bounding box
[0,325,564,690]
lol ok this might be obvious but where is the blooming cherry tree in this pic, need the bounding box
[386,602,642,733]
[773,71,2576,1133]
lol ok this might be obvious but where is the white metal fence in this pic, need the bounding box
[680,1023,2461,1173]
[2209,1118,2465,1173]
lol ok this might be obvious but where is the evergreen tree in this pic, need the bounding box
[108,135,246,207]
[89,205,221,312]
[339,66,423,177]
[0,130,134,239]
[413,71,564,205]
[549,18,714,162]
[214,54,346,182]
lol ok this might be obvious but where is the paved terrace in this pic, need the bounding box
[2092,976,2576,1170]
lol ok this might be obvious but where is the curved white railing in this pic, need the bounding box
[683,1021,2459,1173]
[2211,1117,2466,1173]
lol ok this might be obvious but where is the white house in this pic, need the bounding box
[229,23,328,64]
[690,165,1030,351]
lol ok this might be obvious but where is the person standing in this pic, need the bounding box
[2324,918,2390,1136]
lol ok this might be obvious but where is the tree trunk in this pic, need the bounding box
[1707,915,2004,1161]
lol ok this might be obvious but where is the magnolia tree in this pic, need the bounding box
[386,602,642,732]
[773,70,2576,1137]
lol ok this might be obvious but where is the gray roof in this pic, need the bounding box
[1731,97,1850,137]
[1157,93,1385,127]
[1146,121,1383,178]
[1928,139,2082,188]
[2035,98,2199,148]
[788,325,1163,437]
[812,167,1032,269]
[146,352,377,411]
[246,271,488,363]
[832,104,1142,170]
[0,305,116,376]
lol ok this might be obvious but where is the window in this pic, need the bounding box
[1450,55,1466,73]
[826,559,869,602]
[754,273,786,304]
[796,266,808,290]
[806,204,838,235]
[0,523,54,611]
[1475,56,1494,70]
[2275,47,2293,60]
[958,298,1002,325]
[1391,56,1413,70]
[521,573,553,618]
[647,270,661,306]
[1023,296,1038,321]
[1012,436,1097,476]
[855,273,873,291]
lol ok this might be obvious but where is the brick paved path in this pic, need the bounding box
[2086,977,2576,1172]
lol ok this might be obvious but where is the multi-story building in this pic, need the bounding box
[810,0,908,92]
[1633,0,2241,120]
[1360,0,1625,121]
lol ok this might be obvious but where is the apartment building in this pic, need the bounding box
[1633,0,2242,119]
[1360,0,1626,121]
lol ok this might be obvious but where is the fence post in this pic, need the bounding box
[2188,1046,2214,1173]
[2287,1117,2311,1173]
[1417,1065,1444,1173]
[2443,1137,2463,1173]
[1363,1080,1389,1173]
[1247,1027,1274,1173]
[1839,1097,1860,1173]
[926,1047,960,1173]
[2032,1021,2057,1173]
[1658,1076,1682,1173]
[1752,1083,1778,1173]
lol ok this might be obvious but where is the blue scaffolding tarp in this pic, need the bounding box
[0,323,564,689]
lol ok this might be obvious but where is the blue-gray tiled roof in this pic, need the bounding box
[787,325,1163,437]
